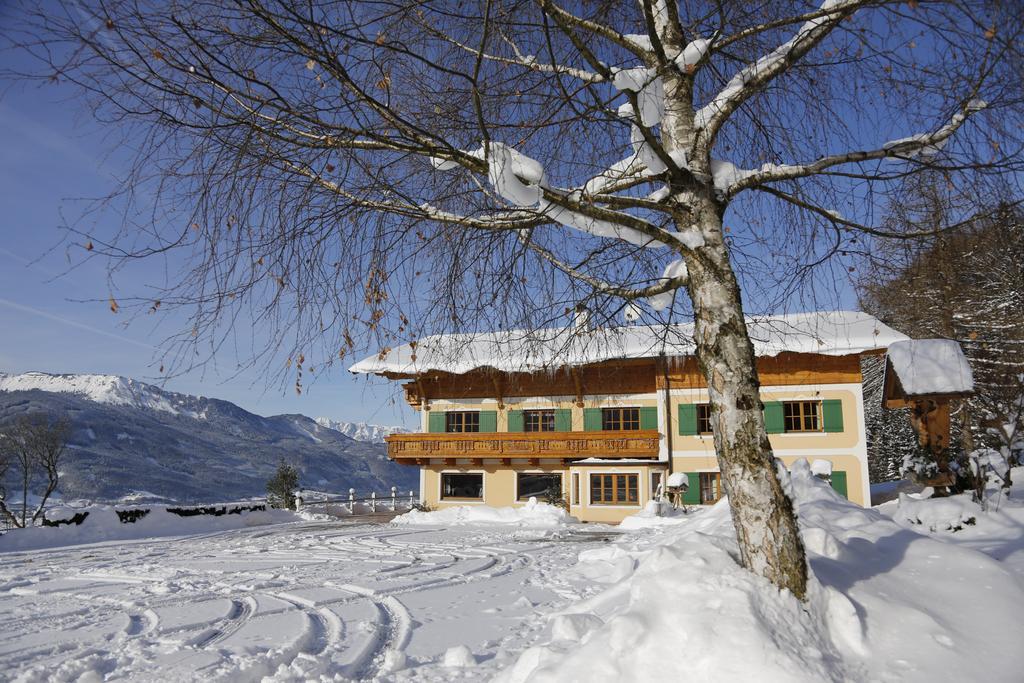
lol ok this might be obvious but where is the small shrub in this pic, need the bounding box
[41,511,90,527]
[116,509,151,524]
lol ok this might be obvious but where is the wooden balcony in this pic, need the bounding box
[385,430,661,464]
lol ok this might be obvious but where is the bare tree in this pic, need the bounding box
[0,414,71,528]
[7,0,1024,597]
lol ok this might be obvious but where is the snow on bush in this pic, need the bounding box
[0,504,298,553]
[392,498,577,528]
[892,493,978,532]
[497,460,1024,682]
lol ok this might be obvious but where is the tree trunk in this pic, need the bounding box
[684,208,808,600]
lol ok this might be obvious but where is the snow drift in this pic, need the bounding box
[392,498,577,528]
[0,505,298,553]
[497,461,1024,682]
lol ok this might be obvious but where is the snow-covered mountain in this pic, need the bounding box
[314,417,409,444]
[0,371,417,503]
[0,371,208,417]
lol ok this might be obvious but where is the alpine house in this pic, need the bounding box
[350,311,908,523]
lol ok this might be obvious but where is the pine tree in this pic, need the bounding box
[266,461,300,511]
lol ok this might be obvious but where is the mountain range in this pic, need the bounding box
[0,372,418,504]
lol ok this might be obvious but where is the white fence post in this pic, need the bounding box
[370,491,376,513]
[348,488,355,515]
[409,490,415,508]
[391,486,397,511]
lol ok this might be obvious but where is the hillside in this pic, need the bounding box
[0,372,418,503]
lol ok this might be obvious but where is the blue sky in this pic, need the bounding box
[0,73,414,426]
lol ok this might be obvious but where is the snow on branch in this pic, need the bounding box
[694,0,866,138]
[720,99,989,197]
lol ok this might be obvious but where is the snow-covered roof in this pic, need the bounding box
[885,339,974,397]
[350,311,908,377]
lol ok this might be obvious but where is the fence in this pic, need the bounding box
[297,487,418,518]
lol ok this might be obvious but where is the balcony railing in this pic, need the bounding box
[385,429,660,462]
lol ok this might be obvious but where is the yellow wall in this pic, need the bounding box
[422,462,567,509]
[425,395,659,433]
[420,461,672,524]
[670,454,867,507]
[567,464,665,524]
[668,387,863,453]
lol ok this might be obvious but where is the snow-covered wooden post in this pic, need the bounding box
[370,491,376,512]
[391,486,397,511]
[348,488,355,515]
[409,491,415,509]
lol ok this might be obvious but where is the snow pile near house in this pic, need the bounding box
[392,498,577,528]
[0,505,298,553]
[618,500,695,529]
[886,338,974,395]
[497,460,1024,682]
[0,371,202,416]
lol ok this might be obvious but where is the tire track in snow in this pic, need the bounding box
[189,596,254,649]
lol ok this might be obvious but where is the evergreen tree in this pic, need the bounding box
[266,461,300,511]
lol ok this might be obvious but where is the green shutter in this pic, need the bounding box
[682,473,701,505]
[764,401,785,434]
[583,408,603,431]
[639,406,658,430]
[830,471,848,499]
[554,409,572,432]
[506,410,524,432]
[822,399,844,433]
[479,411,497,433]
[678,404,698,436]
[428,411,445,433]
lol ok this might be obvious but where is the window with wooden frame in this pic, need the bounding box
[516,473,562,501]
[590,473,639,505]
[441,473,483,500]
[601,407,640,431]
[445,411,480,433]
[783,401,821,432]
[523,409,555,433]
[696,404,713,435]
[699,472,722,504]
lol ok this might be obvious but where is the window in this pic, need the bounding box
[446,411,480,433]
[601,407,640,431]
[783,401,821,432]
[441,473,483,500]
[696,404,713,435]
[572,473,580,506]
[524,409,555,433]
[590,473,639,505]
[699,472,722,504]
[517,473,562,501]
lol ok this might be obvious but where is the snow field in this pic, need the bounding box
[5,466,1024,681]
[497,462,1024,682]
[0,505,298,553]
[0,519,608,681]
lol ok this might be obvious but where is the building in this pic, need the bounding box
[350,311,908,523]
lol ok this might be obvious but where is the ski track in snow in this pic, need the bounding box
[0,520,608,682]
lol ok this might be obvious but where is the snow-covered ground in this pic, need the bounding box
[4,468,1024,682]
[0,514,611,681]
